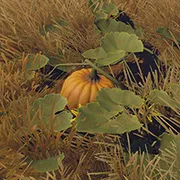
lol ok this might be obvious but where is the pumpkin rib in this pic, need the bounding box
[62,75,84,83]
[89,82,98,102]
[67,80,88,100]
[65,80,85,99]
[78,82,91,106]
[63,71,90,83]
[79,68,91,74]
[98,79,113,88]
[88,82,93,103]
[99,76,114,87]
[61,79,84,98]
[99,75,113,85]
[60,79,80,94]
[86,68,92,73]
[95,81,103,91]
[67,70,87,79]
[64,77,85,85]
[67,81,89,109]
[70,72,86,77]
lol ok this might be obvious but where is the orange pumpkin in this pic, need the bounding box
[60,68,114,109]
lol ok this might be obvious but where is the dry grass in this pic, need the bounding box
[0,0,101,64]
[0,0,180,179]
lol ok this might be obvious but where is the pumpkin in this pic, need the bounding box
[60,68,114,109]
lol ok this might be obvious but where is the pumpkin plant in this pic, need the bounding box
[60,68,114,109]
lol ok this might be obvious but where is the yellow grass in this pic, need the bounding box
[0,0,179,179]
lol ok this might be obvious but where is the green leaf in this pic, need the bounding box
[148,89,180,108]
[156,27,172,39]
[31,94,72,132]
[96,51,126,65]
[55,65,76,72]
[168,83,180,98]
[40,19,69,36]
[95,11,108,20]
[160,133,179,151]
[82,32,143,66]
[159,133,180,179]
[25,71,36,80]
[95,19,144,38]
[97,88,143,109]
[88,0,97,12]
[97,89,124,113]
[88,1,118,20]
[76,102,142,134]
[31,154,64,172]
[102,3,119,16]
[95,19,135,34]
[54,111,72,132]
[48,57,76,72]
[25,54,49,80]
[32,94,67,114]
[134,27,144,38]
[101,32,144,53]
[156,26,180,43]
[82,46,126,66]
[76,88,143,134]
[82,47,107,59]
[26,54,49,71]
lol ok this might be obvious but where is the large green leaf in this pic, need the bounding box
[82,47,126,66]
[82,47,107,59]
[31,154,64,172]
[24,54,49,80]
[76,88,143,134]
[82,32,143,65]
[95,19,144,39]
[76,102,142,134]
[148,89,180,109]
[31,94,72,132]
[97,88,143,110]
[101,32,144,53]
[95,19,135,34]
[96,51,126,65]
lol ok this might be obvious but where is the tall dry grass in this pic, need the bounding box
[0,0,101,64]
[0,0,179,179]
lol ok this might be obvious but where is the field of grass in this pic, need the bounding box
[0,0,179,179]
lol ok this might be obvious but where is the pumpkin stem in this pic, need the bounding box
[85,59,126,89]
[90,68,100,81]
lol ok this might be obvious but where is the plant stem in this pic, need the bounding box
[55,62,88,66]
[91,68,98,78]
[144,47,153,54]
[85,59,126,89]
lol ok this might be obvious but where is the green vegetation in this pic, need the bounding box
[0,0,179,179]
